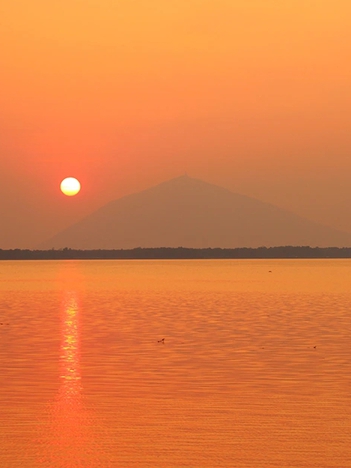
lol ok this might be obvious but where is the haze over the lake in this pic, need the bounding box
[1,1,351,248]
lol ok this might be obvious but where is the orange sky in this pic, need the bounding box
[1,0,351,248]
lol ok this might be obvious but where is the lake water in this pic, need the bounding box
[0,259,350,467]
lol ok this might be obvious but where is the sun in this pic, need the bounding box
[60,177,81,196]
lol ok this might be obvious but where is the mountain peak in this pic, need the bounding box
[40,177,351,249]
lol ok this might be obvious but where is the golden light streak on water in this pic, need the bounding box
[61,292,81,399]
[37,291,108,467]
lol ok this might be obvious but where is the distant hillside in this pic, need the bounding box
[40,176,351,249]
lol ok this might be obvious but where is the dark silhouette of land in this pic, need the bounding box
[2,246,351,260]
[39,176,351,250]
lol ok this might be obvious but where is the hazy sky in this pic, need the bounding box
[1,1,351,248]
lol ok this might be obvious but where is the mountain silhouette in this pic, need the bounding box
[41,175,351,249]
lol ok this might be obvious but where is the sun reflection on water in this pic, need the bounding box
[38,290,107,467]
[60,292,81,404]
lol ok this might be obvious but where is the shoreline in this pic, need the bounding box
[1,246,351,260]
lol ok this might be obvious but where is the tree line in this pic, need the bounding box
[1,246,351,260]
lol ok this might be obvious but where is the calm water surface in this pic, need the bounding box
[0,260,350,467]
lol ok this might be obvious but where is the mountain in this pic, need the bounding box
[40,176,351,249]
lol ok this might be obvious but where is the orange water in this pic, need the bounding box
[0,260,350,467]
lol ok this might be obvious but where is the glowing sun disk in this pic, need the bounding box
[60,177,81,196]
